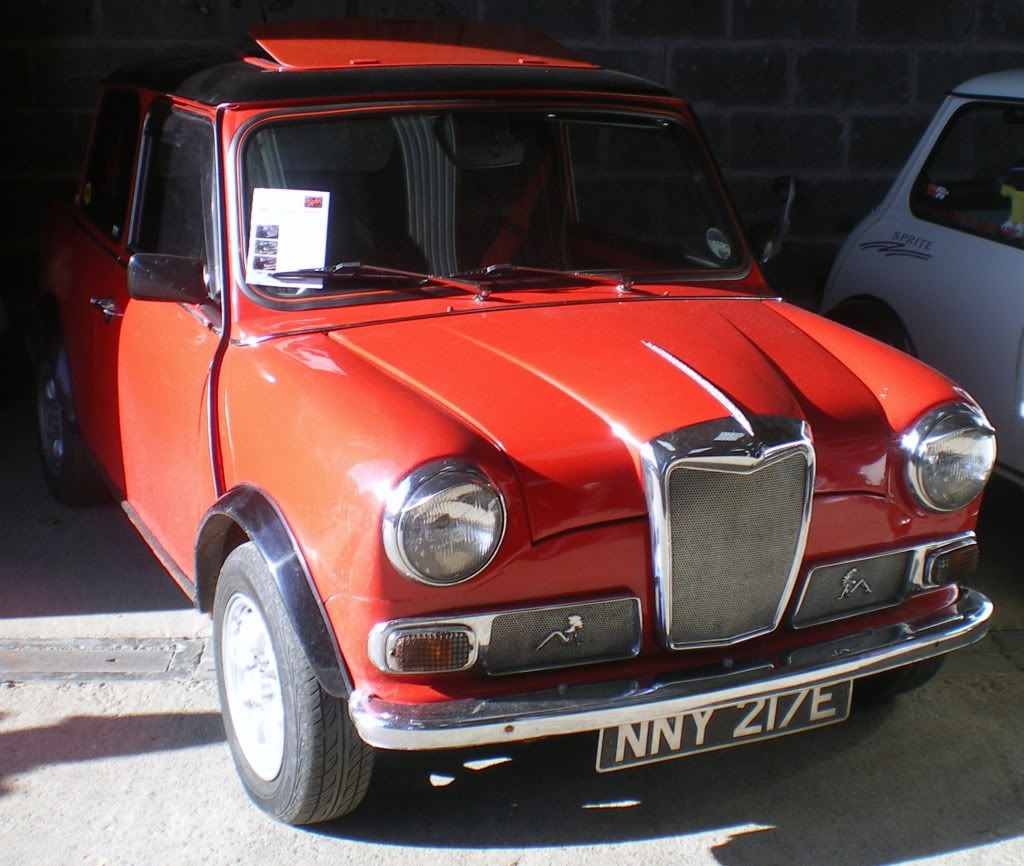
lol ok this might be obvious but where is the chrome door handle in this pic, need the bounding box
[89,296,122,323]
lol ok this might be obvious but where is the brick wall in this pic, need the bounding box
[6,0,1024,356]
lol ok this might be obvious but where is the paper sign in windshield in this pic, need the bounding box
[247,188,331,287]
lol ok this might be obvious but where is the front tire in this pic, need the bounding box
[855,656,945,705]
[213,543,374,824]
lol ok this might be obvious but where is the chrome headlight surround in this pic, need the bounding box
[383,460,506,586]
[903,403,996,513]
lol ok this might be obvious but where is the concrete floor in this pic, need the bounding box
[1,388,1022,865]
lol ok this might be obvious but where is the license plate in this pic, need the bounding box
[596,681,852,772]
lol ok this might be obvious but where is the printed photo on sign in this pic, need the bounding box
[246,188,331,287]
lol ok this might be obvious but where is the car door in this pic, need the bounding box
[110,104,223,582]
[60,87,141,492]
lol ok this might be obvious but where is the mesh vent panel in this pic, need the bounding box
[485,598,640,675]
[794,551,910,627]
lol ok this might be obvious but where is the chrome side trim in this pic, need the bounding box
[642,341,754,435]
[640,416,815,650]
[367,596,642,676]
[349,587,991,751]
[790,531,977,629]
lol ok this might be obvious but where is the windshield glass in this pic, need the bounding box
[240,108,745,298]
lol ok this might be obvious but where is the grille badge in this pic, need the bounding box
[837,567,873,600]
[535,616,584,651]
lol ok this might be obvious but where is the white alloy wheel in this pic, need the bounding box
[221,591,286,781]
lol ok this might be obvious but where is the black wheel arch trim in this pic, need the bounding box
[196,484,352,697]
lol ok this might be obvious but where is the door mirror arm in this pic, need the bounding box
[748,176,798,264]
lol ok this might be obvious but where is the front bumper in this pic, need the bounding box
[349,587,992,751]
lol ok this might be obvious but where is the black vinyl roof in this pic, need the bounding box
[104,53,674,107]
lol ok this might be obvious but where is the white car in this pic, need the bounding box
[822,70,1024,485]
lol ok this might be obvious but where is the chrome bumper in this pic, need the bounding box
[349,588,992,751]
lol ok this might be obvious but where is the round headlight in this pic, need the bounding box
[904,403,996,512]
[383,461,505,585]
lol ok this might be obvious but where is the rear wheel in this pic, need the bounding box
[854,656,945,705]
[213,542,374,824]
[34,352,105,505]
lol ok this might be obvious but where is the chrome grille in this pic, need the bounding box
[794,550,911,627]
[667,453,808,645]
[641,417,814,650]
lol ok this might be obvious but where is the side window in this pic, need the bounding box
[132,107,214,262]
[81,88,140,241]
[910,102,1024,249]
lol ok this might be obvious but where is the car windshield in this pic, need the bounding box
[240,108,745,299]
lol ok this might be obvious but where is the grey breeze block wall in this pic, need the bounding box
[7,0,1024,351]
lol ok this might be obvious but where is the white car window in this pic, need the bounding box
[910,102,1024,249]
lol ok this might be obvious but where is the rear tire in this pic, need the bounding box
[213,542,374,824]
[854,656,945,705]
[34,352,106,505]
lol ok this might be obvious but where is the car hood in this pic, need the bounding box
[328,298,895,541]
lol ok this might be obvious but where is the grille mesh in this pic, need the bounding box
[666,452,808,645]
[485,599,640,675]
[794,550,911,627]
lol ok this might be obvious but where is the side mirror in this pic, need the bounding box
[127,254,209,303]
[748,176,797,264]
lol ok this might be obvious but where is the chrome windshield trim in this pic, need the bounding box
[639,416,815,650]
[349,588,991,751]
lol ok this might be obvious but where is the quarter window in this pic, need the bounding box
[132,107,214,262]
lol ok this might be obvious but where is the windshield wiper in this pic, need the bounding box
[266,261,646,301]
[446,263,642,297]
[271,261,424,282]
[268,261,480,296]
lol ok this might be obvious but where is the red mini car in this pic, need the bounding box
[36,19,995,824]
